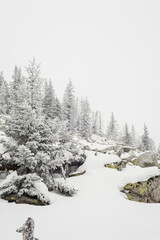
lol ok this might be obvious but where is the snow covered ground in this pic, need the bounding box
[1,150,160,240]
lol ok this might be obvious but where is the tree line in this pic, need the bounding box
[0,58,156,152]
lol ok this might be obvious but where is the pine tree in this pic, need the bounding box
[25,58,43,115]
[107,112,118,141]
[79,97,91,139]
[43,80,61,120]
[92,111,102,136]
[141,123,150,151]
[9,66,27,114]
[130,125,137,147]
[6,101,34,145]
[62,80,76,131]
[123,123,131,145]
[0,72,10,113]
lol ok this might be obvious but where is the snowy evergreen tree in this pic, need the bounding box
[25,58,43,115]
[0,173,50,205]
[10,66,26,105]
[14,145,36,174]
[62,80,76,131]
[43,80,61,120]
[79,97,91,139]
[141,124,150,151]
[92,111,102,136]
[123,123,131,146]
[6,101,35,145]
[107,112,119,141]
[130,125,137,147]
[0,72,10,113]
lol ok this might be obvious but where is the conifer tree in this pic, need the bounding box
[93,111,102,136]
[62,80,76,131]
[141,123,150,151]
[43,80,56,119]
[107,112,119,141]
[123,123,131,145]
[79,97,91,139]
[25,58,43,115]
[130,125,137,147]
[0,72,10,113]
[10,66,26,112]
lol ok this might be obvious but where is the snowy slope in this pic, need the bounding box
[0,151,160,240]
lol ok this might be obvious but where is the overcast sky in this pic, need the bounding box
[0,0,160,145]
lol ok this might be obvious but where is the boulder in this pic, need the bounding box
[83,145,91,151]
[151,185,160,203]
[123,146,134,152]
[105,160,127,171]
[3,194,48,206]
[69,170,86,177]
[132,151,158,168]
[121,150,138,162]
[122,175,160,203]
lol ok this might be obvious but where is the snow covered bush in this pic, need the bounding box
[0,173,51,205]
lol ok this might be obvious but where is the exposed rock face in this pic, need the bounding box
[122,175,160,203]
[132,151,158,168]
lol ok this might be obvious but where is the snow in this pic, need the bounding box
[33,181,53,203]
[1,150,160,240]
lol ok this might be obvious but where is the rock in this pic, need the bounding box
[132,151,158,168]
[115,146,134,157]
[121,150,138,162]
[151,185,160,202]
[83,145,91,151]
[69,170,86,177]
[104,160,127,171]
[3,194,48,206]
[122,175,160,203]
[123,146,134,152]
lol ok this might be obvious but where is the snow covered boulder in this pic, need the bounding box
[105,160,127,171]
[123,175,160,203]
[121,150,139,162]
[0,172,51,205]
[132,151,159,168]
[115,146,134,157]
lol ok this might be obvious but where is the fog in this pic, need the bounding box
[0,0,160,144]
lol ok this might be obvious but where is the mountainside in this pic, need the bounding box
[0,132,160,240]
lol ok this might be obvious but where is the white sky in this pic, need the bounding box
[0,0,160,144]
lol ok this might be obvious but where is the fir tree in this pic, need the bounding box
[0,72,10,113]
[79,97,91,139]
[92,111,102,136]
[9,66,27,115]
[107,112,118,141]
[131,125,137,147]
[141,123,150,151]
[62,80,76,130]
[43,80,57,119]
[123,123,131,146]
[25,58,43,115]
